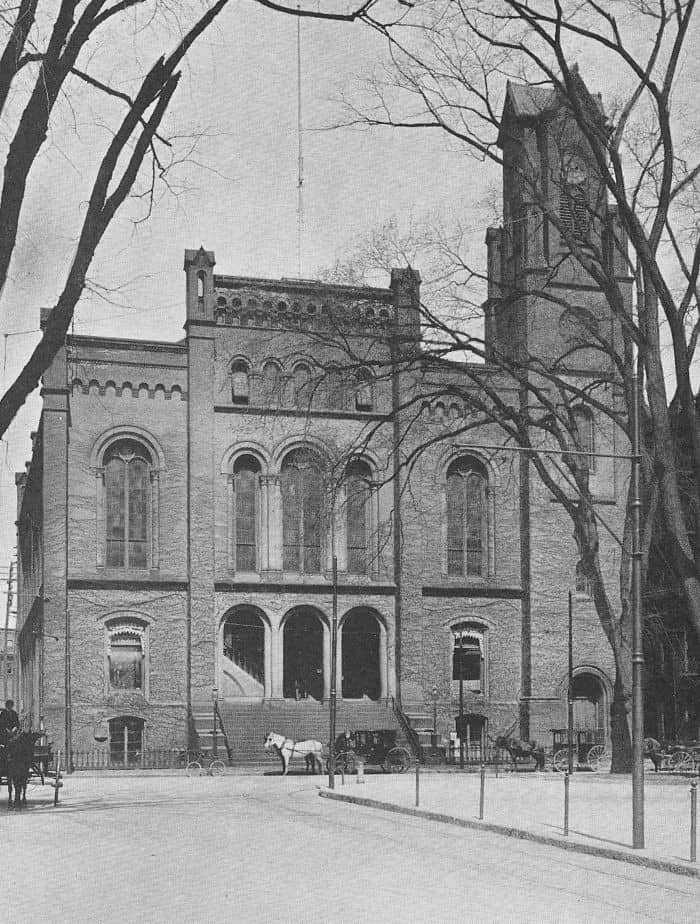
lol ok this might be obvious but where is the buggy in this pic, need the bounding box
[329,729,412,774]
[551,728,610,772]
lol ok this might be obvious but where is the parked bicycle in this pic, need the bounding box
[179,749,227,777]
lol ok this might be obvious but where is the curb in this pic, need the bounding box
[319,789,700,879]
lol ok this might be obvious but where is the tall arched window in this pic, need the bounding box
[260,360,281,406]
[281,449,324,573]
[571,406,595,472]
[446,457,487,577]
[560,154,588,240]
[234,455,260,571]
[355,368,373,411]
[105,440,152,569]
[292,363,312,409]
[231,359,250,405]
[346,460,372,574]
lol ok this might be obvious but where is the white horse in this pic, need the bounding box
[264,732,324,776]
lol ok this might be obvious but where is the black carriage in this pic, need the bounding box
[551,728,609,772]
[330,729,412,774]
[645,739,700,772]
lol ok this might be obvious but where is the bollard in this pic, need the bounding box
[356,760,365,784]
[564,771,570,837]
[691,778,697,863]
[340,765,345,786]
[479,763,485,820]
[415,761,420,808]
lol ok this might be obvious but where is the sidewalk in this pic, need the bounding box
[319,769,700,878]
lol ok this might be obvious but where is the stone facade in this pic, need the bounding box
[14,84,629,761]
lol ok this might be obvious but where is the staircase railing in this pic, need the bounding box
[214,700,233,761]
[391,696,424,763]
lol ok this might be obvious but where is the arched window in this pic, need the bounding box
[104,440,152,569]
[326,365,345,409]
[346,460,372,574]
[107,621,146,690]
[452,624,486,693]
[571,406,595,472]
[281,449,324,573]
[234,455,260,571]
[446,458,487,577]
[560,155,588,239]
[260,360,281,406]
[292,363,312,409]
[355,368,373,411]
[231,359,250,405]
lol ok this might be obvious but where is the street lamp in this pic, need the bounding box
[211,686,218,758]
[431,685,439,751]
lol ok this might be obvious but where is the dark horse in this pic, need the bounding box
[493,730,546,771]
[2,732,41,808]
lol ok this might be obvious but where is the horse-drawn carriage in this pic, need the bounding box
[644,738,700,773]
[330,729,412,774]
[0,731,63,807]
[551,728,610,772]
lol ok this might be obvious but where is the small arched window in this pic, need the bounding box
[234,455,260,571]
[104,440,152,569]
[346,460,372,574]
[281,449,325,573]
[231,360,250,405]
[452,624,485,693]
[355,368,373,412]
[197,271,205,303]
[446,457,487,578]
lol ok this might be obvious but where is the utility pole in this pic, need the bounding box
[2,559,14,702]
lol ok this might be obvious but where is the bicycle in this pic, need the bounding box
[181,750,227,777]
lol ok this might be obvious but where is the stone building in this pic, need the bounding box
[14,84,629,765]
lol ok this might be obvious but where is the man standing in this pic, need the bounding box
[0,698,20,745]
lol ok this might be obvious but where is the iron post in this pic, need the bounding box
[459,634,465,769]
[431,685,438,751]
[211,686,218,758]
[631,368,645,849]
[329,554,338,790]
[568,591,574,776]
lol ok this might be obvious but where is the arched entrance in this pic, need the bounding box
[341,609,381,700]
[283,607,324,701]
[572,671,608,740]
[222,606,266,697]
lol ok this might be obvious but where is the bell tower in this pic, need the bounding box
[184,246,216,321]
[484,78,630,372]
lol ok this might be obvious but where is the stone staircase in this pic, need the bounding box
[199,700,407,771]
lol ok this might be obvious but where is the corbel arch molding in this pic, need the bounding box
[270,434,334,473]
[90,424,166,472]
[219,442,270,476]
[90,427,165,572]
[437,444,501,492]
[555,662,613,702]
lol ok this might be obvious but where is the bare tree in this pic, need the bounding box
[317,0,700,766]
[0,0,388,439]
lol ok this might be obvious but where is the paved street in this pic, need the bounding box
[2,773,698,923]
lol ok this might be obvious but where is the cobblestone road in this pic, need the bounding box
[2,774,698,923]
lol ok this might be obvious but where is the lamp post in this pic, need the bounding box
[568,591,574,776]
[459,634,465,769]
[211,686,218,758]
[329,554,338,790]
[431,685,438,751]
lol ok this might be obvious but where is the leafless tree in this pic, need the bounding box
[320,0,700,766]
[0,0,388,439]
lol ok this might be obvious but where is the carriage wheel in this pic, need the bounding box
[552,749,570,772]
[332,753,354,775]
[587,745,611,773]
[209,760,226,776]
[668,751,693,772]
[186,761,203,777]
[383,746,411,773]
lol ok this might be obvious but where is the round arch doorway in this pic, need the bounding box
[222,606,266,697]
[341,608,382,700]
[283,607,324,701]
[572,671,609,744]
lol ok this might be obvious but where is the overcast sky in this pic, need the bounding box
[0,2,495,618]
